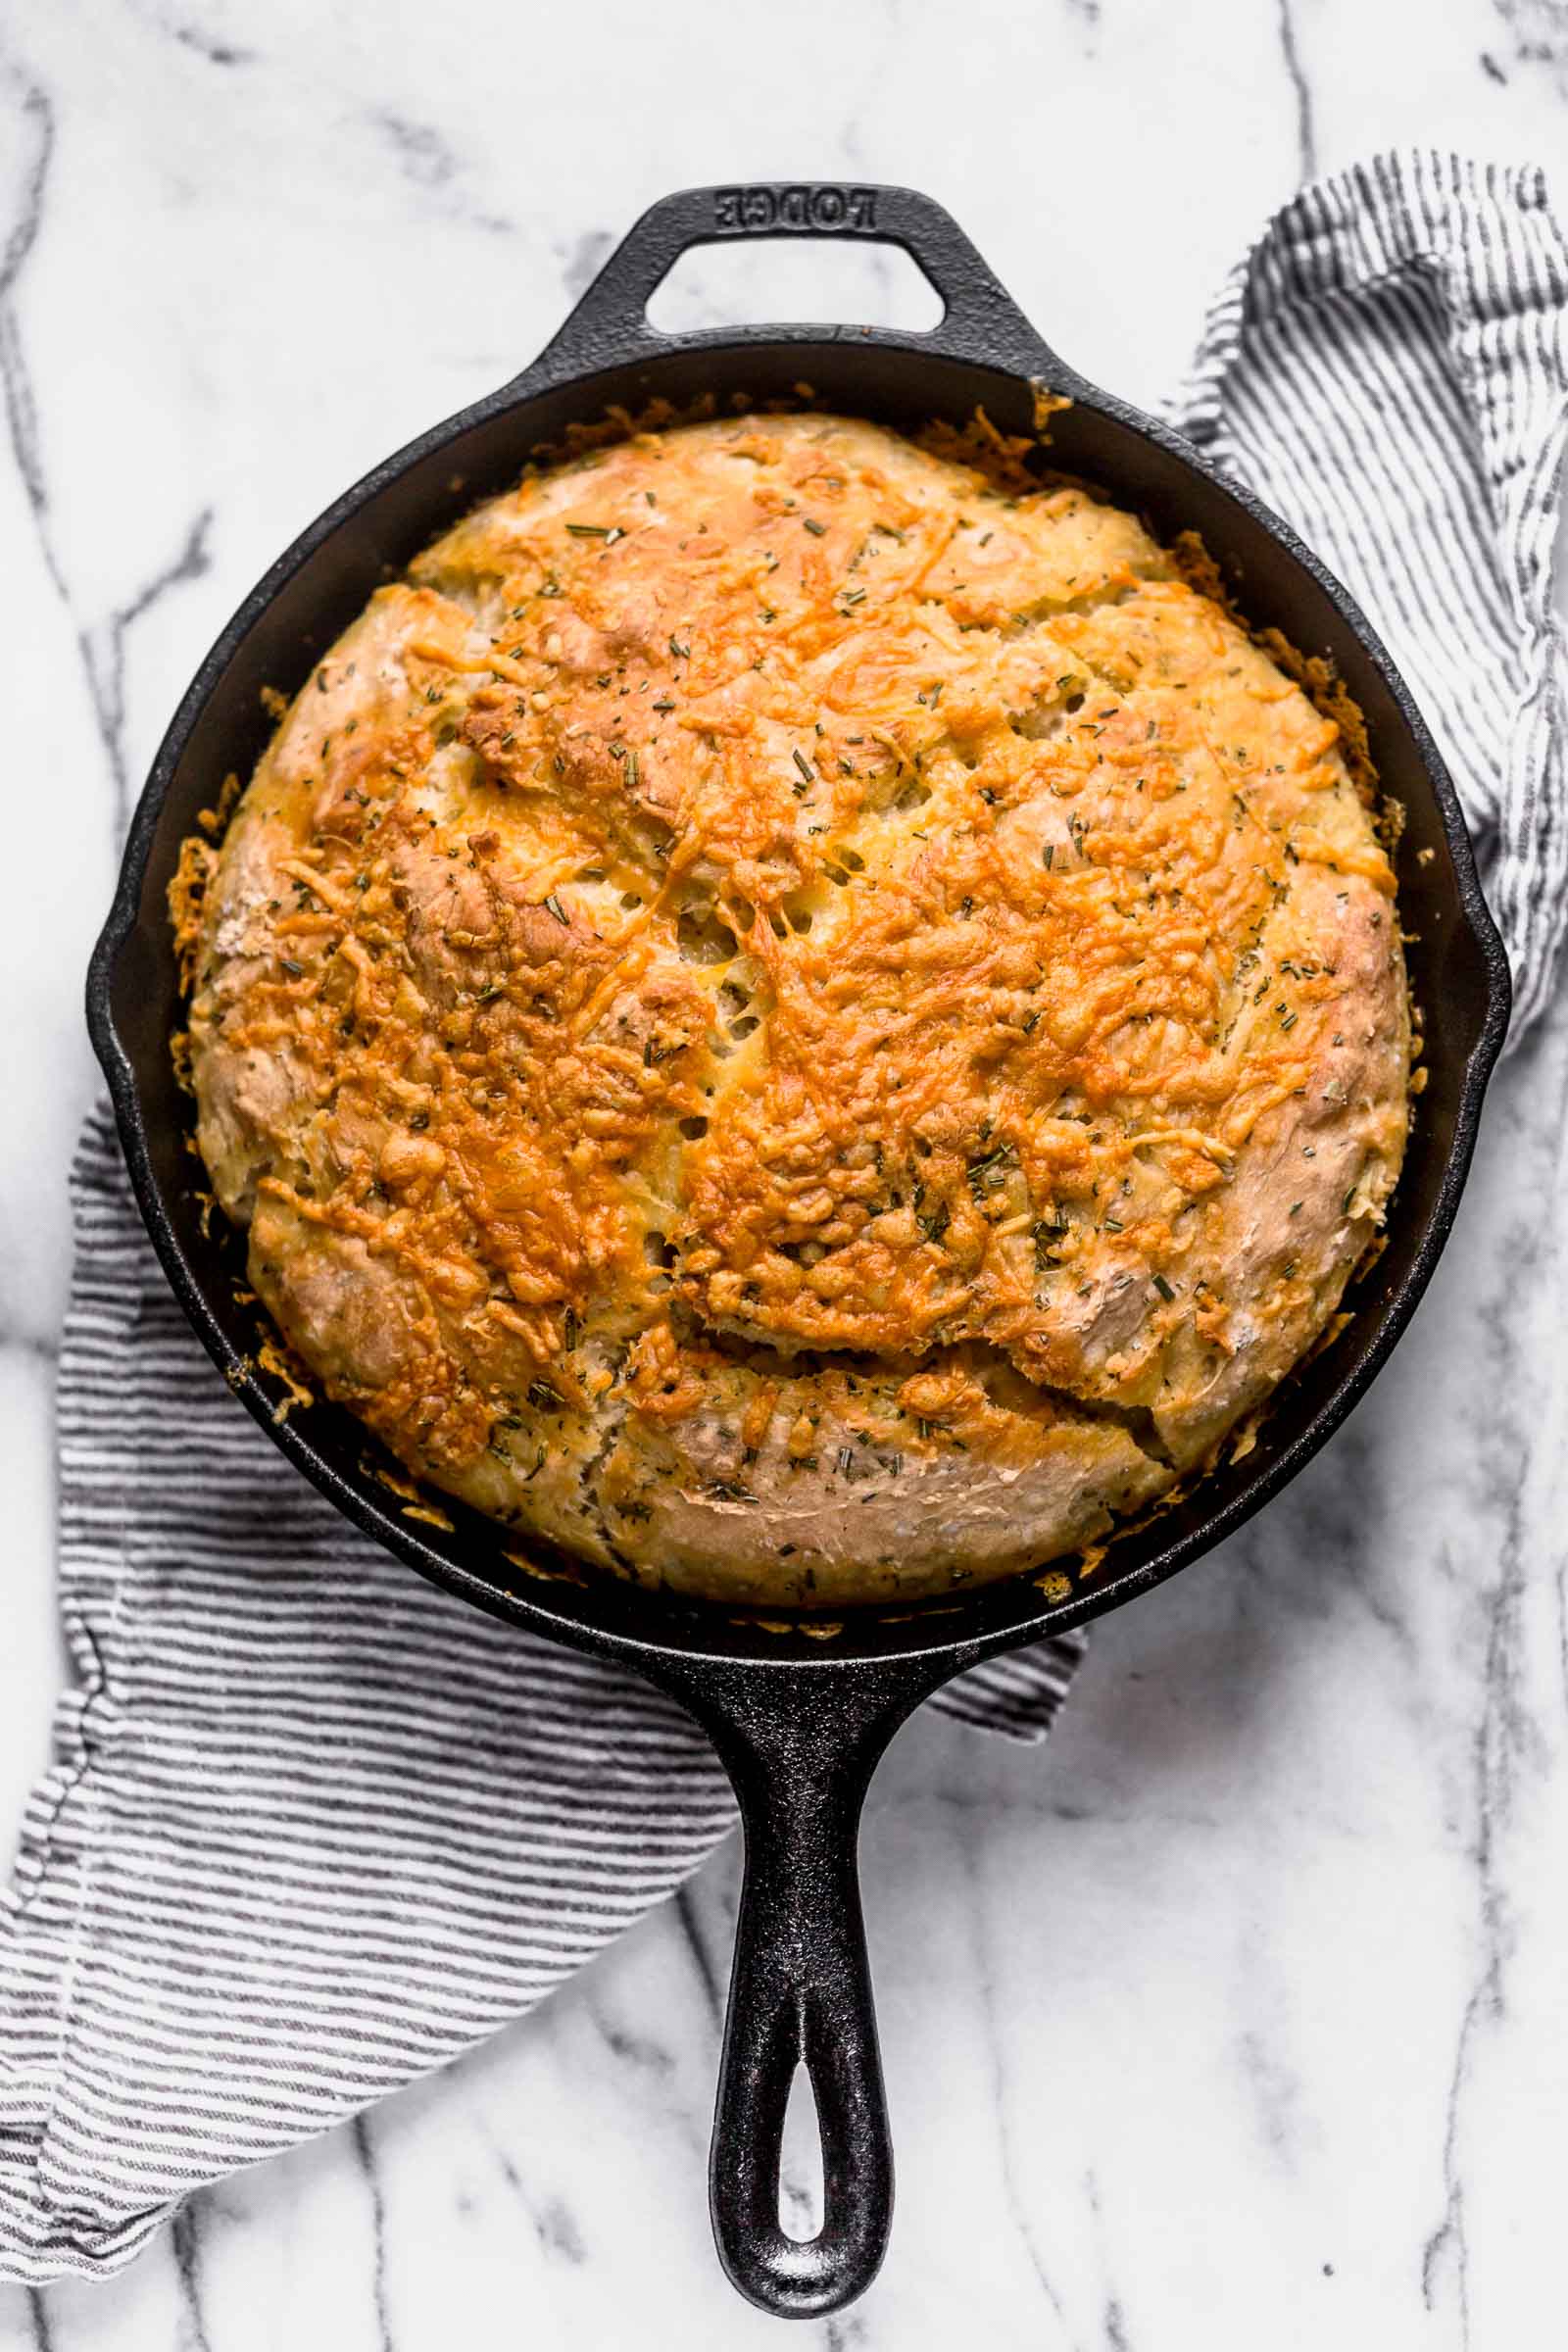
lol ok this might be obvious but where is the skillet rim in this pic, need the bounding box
[86,236,1512,1684]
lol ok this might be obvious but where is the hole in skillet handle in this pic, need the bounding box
[648,239,945,336]
[779,2059,827,2239]
[519,181,1082,392]
[649,1648,954,2319]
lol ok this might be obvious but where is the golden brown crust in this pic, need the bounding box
[181,414,1409,1604]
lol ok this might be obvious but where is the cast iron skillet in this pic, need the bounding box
[88,183,1510,2319]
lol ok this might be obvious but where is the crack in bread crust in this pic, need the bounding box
[177,413,1410,1605]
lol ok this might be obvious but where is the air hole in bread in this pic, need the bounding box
[776,1239,828,1266]
[1009,706,1067,742]
[677,907,739,963]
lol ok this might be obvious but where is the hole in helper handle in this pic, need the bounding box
[522,182,1070,382]
[652,1652,950,2319]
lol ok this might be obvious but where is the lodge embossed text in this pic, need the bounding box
[712,185,878,234]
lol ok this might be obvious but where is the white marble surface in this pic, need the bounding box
[2,0,1567,2342]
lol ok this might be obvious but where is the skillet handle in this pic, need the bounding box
[526,181,1068,380]
[654,1652,947,2319]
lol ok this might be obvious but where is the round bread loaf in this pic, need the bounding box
[181,413,1409,1604]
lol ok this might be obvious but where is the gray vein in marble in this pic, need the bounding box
[1233,1418,1417,1664]
[465,2114,525,2220]
[1235,2021,1301,2163]
[586,1996,678,2084]
[532,2194,586,2265]
[1490,1039,1568,1723]
[951,1815,1067,2328]
[1422,1973,1486,2343]
[91,505,214,831]
[1421,1512,1526,2340]
[365,111,512,233]
[1276,0,1318,182]
[1085,2170,1134,2352]
[0,1334,58,1362]
[0,56,214,837]
[349,2113,395,2352]
[672,1884,722,2027]
[933,1783,1211,1830]
[0,64,56,543]
[127,3,258,69]
[170,24,254,67]
[366,110,458,187]
[471,2117,588,2265]
[1418,1055,1568,2342]
[168,2204,214,2352]
[559,228,615,304]
[579,1965,711,2169]
[1492,0,1568,96]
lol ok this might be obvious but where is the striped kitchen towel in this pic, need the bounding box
[1,150,1565,2284]
[1177,151,1568,1038]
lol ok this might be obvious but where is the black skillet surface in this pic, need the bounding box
[87,184,1510,2318]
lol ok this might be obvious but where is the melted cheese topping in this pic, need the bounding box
[181,414,1409,1605]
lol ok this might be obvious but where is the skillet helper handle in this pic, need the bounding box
[662,1655,942,2319]
[527,181,1066,378]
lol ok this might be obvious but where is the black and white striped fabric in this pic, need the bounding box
[2,150,1564,2284]
[1175,151,1568,1037]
